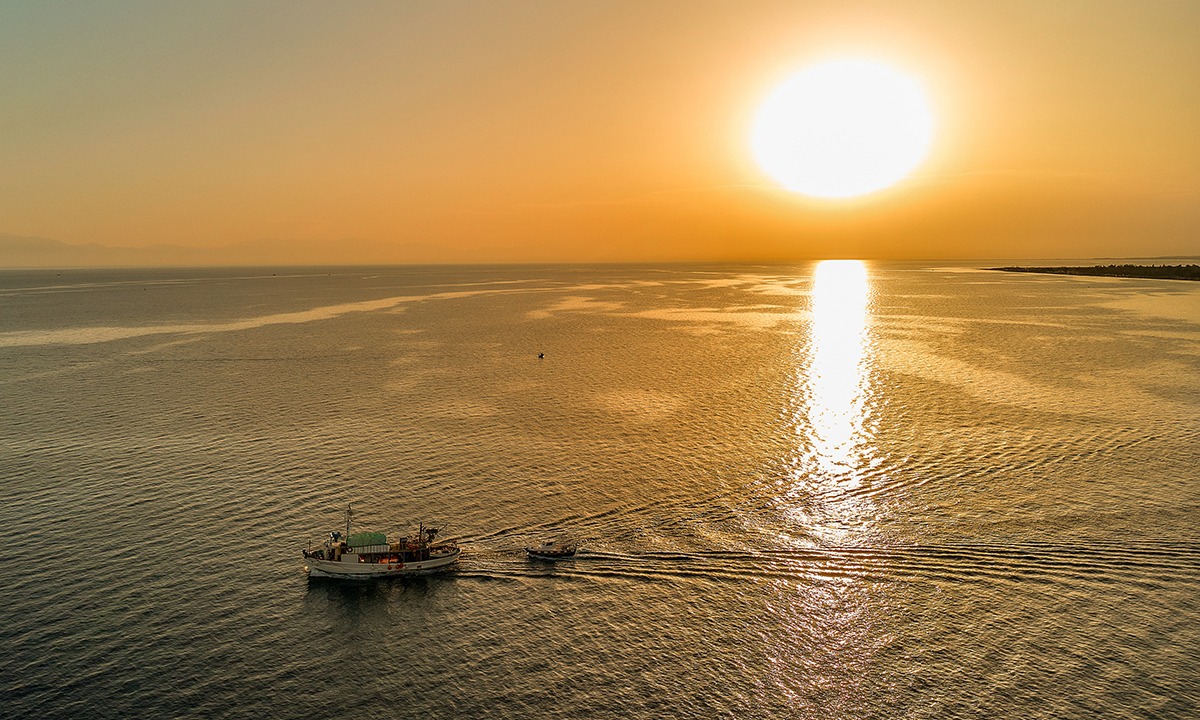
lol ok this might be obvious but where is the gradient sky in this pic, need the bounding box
[2,1,1198,263]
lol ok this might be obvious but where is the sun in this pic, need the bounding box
[751,59,934,199]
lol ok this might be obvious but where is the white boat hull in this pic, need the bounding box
[525,540,577,560]
[305,548,461,579]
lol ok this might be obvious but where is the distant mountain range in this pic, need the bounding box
[0,234,464,268]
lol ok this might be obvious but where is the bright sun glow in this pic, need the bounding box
[751,59,934,198]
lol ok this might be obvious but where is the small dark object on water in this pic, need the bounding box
[537,352,545,359]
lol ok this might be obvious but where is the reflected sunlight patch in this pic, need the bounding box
[746,279,811,298]
[801,260,873,483]
[780,260,880,546]
[624,307,800,332]
[526,296,626,320]
[1101,290,1200,325]
[874,337,1196,419]
[0,289,517,348]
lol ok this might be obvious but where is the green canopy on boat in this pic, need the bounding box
[348,531,387,547]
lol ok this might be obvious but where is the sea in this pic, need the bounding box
[1,261,1198,719]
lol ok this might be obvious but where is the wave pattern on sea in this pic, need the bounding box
[452,541,1200,590]
[3,264,1200,720]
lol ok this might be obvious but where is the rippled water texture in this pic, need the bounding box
[2,263,1198,719]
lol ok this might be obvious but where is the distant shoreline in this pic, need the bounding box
[988,264,1200,281]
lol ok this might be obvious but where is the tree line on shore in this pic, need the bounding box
[989,264,1200,281]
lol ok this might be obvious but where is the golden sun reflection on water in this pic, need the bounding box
[784,260,877,543]
[806,260,872,482]
[769,261,881,700]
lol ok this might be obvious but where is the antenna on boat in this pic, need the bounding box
[345,503,353,540]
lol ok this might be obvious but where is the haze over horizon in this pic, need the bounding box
[3,1,1198,266]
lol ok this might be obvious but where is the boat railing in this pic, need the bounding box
[348,543,390,554]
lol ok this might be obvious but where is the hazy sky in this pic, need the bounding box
[2,1,1198,263]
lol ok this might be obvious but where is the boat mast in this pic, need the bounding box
[345,503,353,540]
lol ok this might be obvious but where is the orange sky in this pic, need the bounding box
[2,1,1198,264]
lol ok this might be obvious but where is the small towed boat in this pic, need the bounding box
[303,505,460,579]
[525,540,577,560]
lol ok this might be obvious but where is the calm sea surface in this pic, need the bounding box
[1,262,1198,719]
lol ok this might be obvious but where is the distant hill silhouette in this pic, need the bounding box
[0,234,463,268]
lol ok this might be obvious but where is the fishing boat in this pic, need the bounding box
[525,539,577,560]
[303,505,460,579]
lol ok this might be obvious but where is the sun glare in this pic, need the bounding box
[751,59,934,199]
